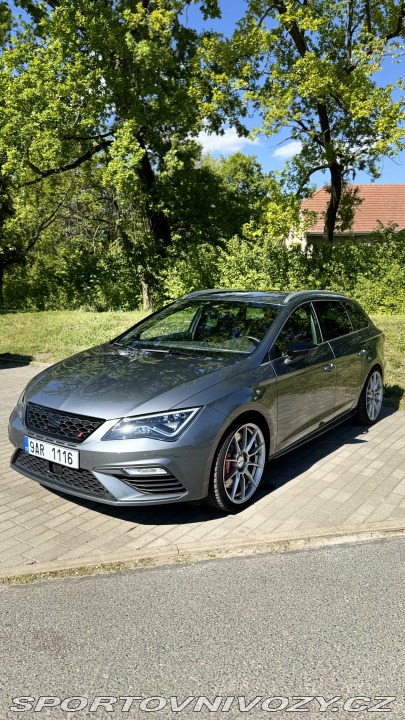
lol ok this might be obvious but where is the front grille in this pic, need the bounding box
[14,451,114,500]
[122,475,186,495]
[26,403,104,444]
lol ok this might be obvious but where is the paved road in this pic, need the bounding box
[1,537,404,718]
[1,362,405,573]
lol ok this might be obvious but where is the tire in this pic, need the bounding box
[206,421,267,512]
[355,368,383,425]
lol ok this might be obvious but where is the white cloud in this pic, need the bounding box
[197,127,260,155]
[273,140,302,159]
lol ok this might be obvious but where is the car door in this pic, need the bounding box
[313,300,362,415]
[270,302,337,452]
[343,300,382,388]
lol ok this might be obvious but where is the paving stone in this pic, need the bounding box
[99,535,150,553]
[23,543,72,563]
[1,540,33,561]
[14,527,62,544]
[57,545,112,561]
[80,530,128,548]
[0,556,38,570]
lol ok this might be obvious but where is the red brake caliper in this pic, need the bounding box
[225,452,232,476]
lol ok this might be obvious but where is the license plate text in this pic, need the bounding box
[24,436,79,469]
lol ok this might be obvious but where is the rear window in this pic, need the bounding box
[315,301,353,340]
[344,302,370,331]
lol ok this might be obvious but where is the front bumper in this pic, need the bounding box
[9,406,226,506]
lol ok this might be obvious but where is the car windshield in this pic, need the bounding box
[117,300,281,355]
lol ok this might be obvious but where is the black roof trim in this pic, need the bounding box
[183,288,348,304]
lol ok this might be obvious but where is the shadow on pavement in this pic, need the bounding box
[42,406,398,528]
[266,405,397,493]
[265,405,397,494]
[0,353,33,368]
[383,384,404,411]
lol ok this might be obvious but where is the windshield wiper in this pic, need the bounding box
[140,347,201,357]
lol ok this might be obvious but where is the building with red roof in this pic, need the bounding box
[301,185,405,244]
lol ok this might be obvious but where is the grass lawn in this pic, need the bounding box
[0,310,148,364]
[372,314,405,411]
[0,310,404,410]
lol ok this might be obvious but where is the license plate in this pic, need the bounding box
[24,436,79,469]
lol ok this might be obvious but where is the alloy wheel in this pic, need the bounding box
[222,423,266,504]
[366,371,383,421]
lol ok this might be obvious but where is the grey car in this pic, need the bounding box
[9,290,385,512]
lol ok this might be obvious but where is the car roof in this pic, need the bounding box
[183,289,348,305]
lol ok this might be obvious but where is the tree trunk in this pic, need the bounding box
[136,135,172,252]
[323,162,343,243]
[141,279,151,311]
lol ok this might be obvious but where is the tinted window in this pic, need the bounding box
[274,303,321,357]
[344,302,370,331]
[315,301,353,340]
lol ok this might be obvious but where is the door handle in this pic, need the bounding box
[323,363,335,372]
[358,349,367,357]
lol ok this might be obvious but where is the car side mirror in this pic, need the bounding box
[284,341,317,365]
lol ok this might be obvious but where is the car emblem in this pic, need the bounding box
[48,414,61,430]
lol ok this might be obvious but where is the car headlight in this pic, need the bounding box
[102,408,201,441]
[15,390,26,419]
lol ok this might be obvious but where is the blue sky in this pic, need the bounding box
[184,0,405,186]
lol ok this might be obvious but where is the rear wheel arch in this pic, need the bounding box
[372,362,383,378]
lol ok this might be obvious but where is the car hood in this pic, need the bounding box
[23,343,250,419]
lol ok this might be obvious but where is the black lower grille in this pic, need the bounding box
[14,451,114,500]
[122,475,186,495]
[26,403,104,444]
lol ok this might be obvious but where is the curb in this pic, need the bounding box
[1,519,405,585]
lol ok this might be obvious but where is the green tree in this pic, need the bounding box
[0,168,74,307]
[0,165,15,307]
[159,151,302,301]
[2,163,144,311]
[0,0,222,306]
[195,0,405,241]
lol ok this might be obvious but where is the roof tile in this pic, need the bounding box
[301,185,405,234]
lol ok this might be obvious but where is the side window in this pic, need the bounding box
[274,304,321,358]
[315,301,353,340]
[344,302,370,331]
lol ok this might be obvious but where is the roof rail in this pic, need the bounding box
[183,288,237,298]
[283,290,346,303]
